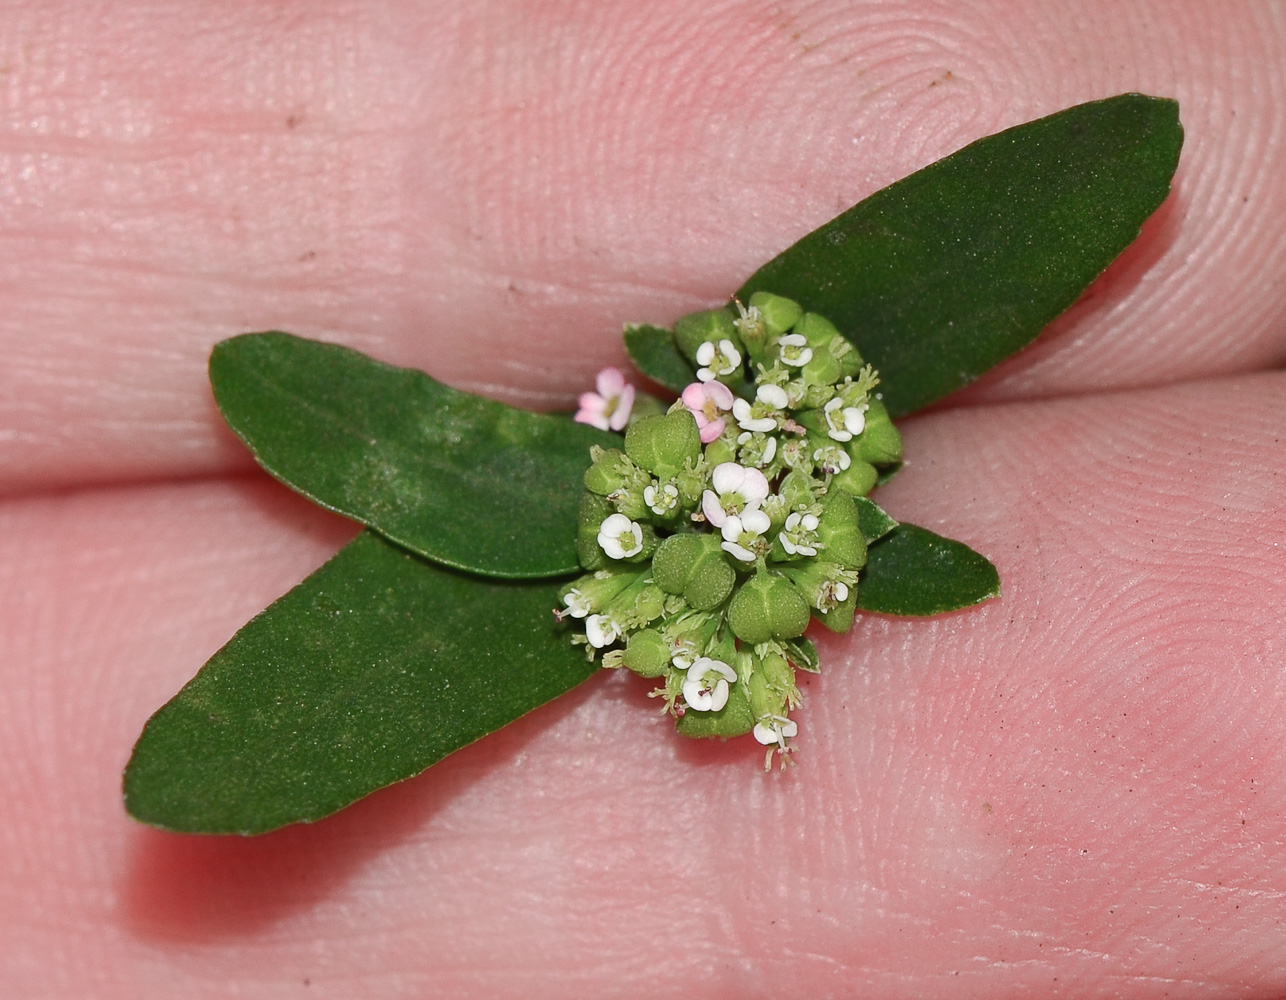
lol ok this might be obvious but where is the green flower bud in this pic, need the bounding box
[559,568,640,618]
[623,628,671,677]
[652,532,735,610]
[661,611,720,666]
[831,337,867,380]
[674,308,739,364]
[608,580,666,628]
[748,291,802,336]
[815,492,867,569]
[800,348,842,387]
[748,666,788,722]
[624,410,701,479]
[728,570,811,644]
[704,434,737,467]
[576,492,613,570]
[793,311,843,349]
[777,469,817,510]
[673,458,709,509]
[829,459,879,498]
[583,446,627,495]
[853,398,903,466]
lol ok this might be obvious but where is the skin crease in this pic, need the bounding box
[1,0,1284,996]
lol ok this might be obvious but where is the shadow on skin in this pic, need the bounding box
[118,652,608,943]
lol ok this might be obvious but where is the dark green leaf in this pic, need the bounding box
[853,495,899,543]
[738,94,1183,417]
[857,524,999,616]
[210,333,616,579]
[123,531,596,835]
[623,323,694,394]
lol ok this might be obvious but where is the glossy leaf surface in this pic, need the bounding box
[124,531,597,835]
[623,323,696,394]
[738,94,1183,417]
[856,524,1000,616]
[210,333,615,579]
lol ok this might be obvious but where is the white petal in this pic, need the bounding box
[741,509,771,534]
[696,341,716,365]
[701,490,726,527]
[757,384,788,409]
[720,516,744,543]
[708,679,730,712]
[843,408,866,435]
[801,514,819,531]
[741,467,771,505]
[780,719,798,738]
[833,581,850,602]
[721,540,757,562]
[711,462,744,494]
[761,437,777,464]
[784,512,801,531]
[753,722,779,745]
[586,615,619,648]
[682,678,714,711]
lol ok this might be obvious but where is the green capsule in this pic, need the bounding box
[624,410,701,479]
[652,532,735,610]
[728,570,811,644]
[623,629,672,678]
[748,291,802,336]
[748,667,788,722]
[815,492,868,569]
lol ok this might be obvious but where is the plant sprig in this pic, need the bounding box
[123,94,1182,835]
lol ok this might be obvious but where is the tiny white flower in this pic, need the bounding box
[736,430,777,469]
[597,513,643,559]
[812,444,851,474]
[756,383,789,409]
[643,482,679,516]
[701,462,770,527]
[682,657,737,712]
[779,511,820,556]
[560,588,592,619]
[732,397,777,433]
[720,508,771,562]
[585,614,621,648]
[777,334,813,368]
[753,715,798,747]
[695,339,742,382]
[823,397,867,441]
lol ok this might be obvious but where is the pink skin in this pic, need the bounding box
[681,380,735,442]
[3,3,1286,998]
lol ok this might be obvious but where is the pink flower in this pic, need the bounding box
[680,381,734,443]
[574,367,635,431]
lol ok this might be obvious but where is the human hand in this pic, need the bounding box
[3,2,1284,997]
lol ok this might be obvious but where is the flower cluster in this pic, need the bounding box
[564,292,902,767]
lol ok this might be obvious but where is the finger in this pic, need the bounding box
[2,1,1284,494]
[3,372,1283,997]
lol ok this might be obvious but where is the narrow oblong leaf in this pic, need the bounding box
[738,94,1183,417]
[623,323,695,394]
[123,531,597,835]
[210,333,616,579]
[857,524,999,616]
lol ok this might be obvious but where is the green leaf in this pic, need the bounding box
[123,531,596,835]
[738,94,1183,417]
[210,333,616,579]
[857,524,999,616]
[853,495,899,543]
[623,323,695,394]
